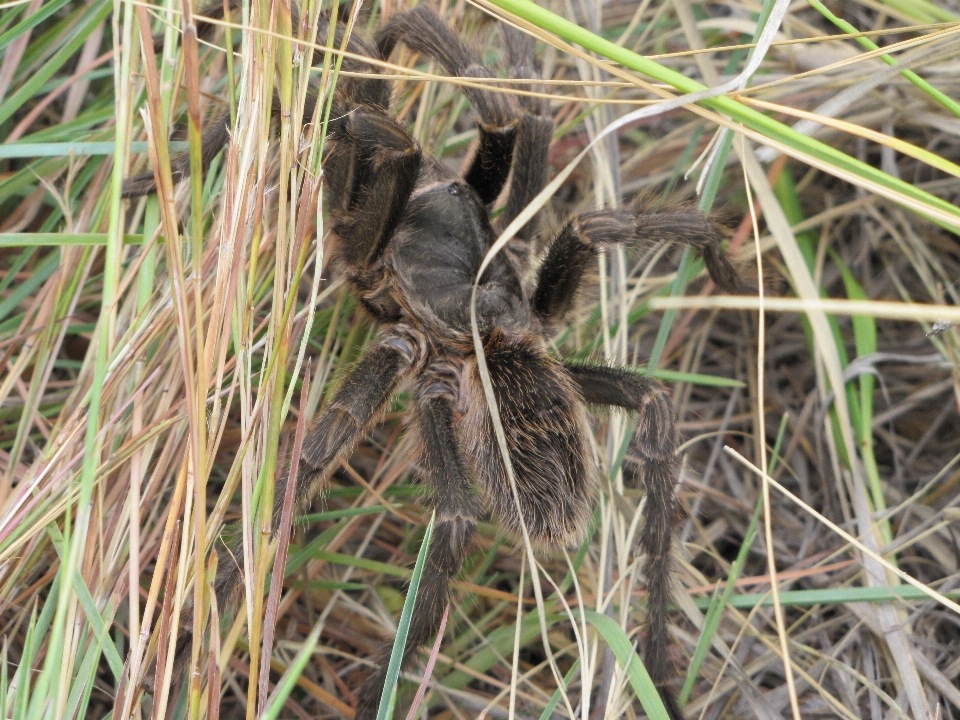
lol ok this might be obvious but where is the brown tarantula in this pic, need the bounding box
[124,5,740,718]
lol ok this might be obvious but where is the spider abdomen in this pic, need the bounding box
[463,332,597,547]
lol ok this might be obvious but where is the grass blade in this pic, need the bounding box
[376,512,437,720]
[583,610,671,720]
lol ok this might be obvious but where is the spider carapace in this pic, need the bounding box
[123,5,741,718]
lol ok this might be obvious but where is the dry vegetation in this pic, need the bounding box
[1,0,960,718]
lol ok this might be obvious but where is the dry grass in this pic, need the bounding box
[1,0,960,718]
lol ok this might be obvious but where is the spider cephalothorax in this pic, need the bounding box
[124,5,740,718]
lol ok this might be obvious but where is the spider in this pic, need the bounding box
[124,5,740,718]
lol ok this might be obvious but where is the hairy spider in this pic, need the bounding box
[124,5,740,718]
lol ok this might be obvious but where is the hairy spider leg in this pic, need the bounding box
[377,5,554,247]
[532,203,742,325]
[324,108,422,268]
[564,363,685,720]
[497,39,553,244]
[355,385,480,719]
[533,209,642,323]
[353,341,599,720]
[525,201,740,717]
[377,6,517,205]
[496,113,553,239]
[120,110,233,198]
[629,194,742,293]
[120,0,247,197]
[211,339,413,617]
[121,3,390,198]
[176,340,409,695]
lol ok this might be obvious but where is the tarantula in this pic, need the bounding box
[124,5,740,718]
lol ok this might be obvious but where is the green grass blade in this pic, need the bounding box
[0,0,111,127]
[441,612,555,690]
[834,254,891,545]
[647,49,742,371]
[12,603,39,720]
[64,622,112,720]
[304,549,411,578]
[260,617,325,720]
[874,0,958,23]
[0,635,7,720]
[298,504,388,524]
[376,512,436,720]
[680,414,787,705]
[680,494,764,705]
[648,248,695,369]
[0,250,57,321]
[44,522,124,681]
[0,234,147,247]
[0,246,34,296]
[583,610,671,720]
[806,0,960,118]
[650,369,745,388]
[537,657,580,720]
[486,0,960,230]
[0,141,189,158]
[692,585,960,609]
[0,0,72,54]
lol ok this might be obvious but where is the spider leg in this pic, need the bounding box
[493,32,554,246]
[121,108,234,198]
[158,336,412,702]
[630,194,741,292]
[496,112,553,239]
[532,210,636,323]
[324,107,422,268]
[564,362,685,720]
[533,203,740,324]
[355,383,479,720]
[122,6,389,198]
[377,6,520,204]
[462,123,518,206]
[212,336,414,640]
[377,6,510,127]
